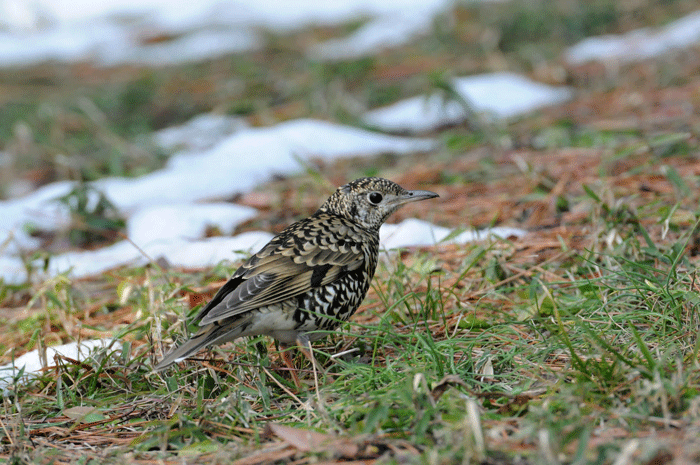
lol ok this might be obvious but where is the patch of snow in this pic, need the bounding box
[127,203,257,246]
[94,118,436,214]
[363,73,572,133]
[13,0,451,32]
[0,20,128,67]
[309,4,445,61]
[45,231,273,279]
[101,28,262,67]
[0,256,27,285]
[380,218,526,250]
[0,180,75,255]
[0,0,459,67]
[566,10,700,65]
[0,339,116,391]
[4,0,692,68]
[153,113,249,152]
[0,0,42,31]
[44,241,144,279]
[145,232,273,269]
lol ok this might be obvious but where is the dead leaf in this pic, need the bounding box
[62,406,105,423]
[431,375,471,401]
[231,443,296,465]
[264,423,359,457]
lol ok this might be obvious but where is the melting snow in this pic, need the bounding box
[380,218,526,250]
[45,231,274,278]
[153,114,249,152]
[127,203,257,246]
[0,339,116,391]
[0,0,463,67]
[566,10,700,65]
[308,4,447,61]
[362,73,572,133]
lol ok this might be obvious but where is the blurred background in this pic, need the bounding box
[1,0,700,281]
[2,0,700,281]
[0,0,695,190]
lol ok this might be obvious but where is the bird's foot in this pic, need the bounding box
[280,346,303,390]
[278,335,324,395]
[296,333,321,396]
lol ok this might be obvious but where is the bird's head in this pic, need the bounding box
[319,177,439,231]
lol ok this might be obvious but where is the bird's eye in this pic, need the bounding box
[368,192,383,205]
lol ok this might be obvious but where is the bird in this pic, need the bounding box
[154,177,439,385]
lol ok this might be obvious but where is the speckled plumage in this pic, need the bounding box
[154,177,438,372]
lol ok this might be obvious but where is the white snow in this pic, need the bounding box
[0,22,261,67]
[0,118,434,236]
[0,180,75,254]
[127,203,257,246]
[362,73,573,133]
[0,0,462,67]
[1,0,451,32]
[101,28,262,67]
[153,113,249,152]
[0,256,27,286]
[0,339,115,390]
[46,231,274,278]
[2,0,695,67]
[566,10,700,65]
[308,4,446,61]
[0,20,123,66]
[380,218,526,250]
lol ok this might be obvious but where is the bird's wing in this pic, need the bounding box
[196,229,366,326]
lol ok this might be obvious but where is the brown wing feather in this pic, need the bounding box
[198,219,365,326]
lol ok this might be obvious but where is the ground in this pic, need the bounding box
[2,1,700,464]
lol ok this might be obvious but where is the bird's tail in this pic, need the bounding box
[153,318,250,371]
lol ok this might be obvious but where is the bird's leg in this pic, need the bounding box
[296,333,320,396]
[279,343,302,390]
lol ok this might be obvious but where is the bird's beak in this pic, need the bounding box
[392,189,440,206]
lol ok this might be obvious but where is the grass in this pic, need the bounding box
[3,0,700,463]
[3,204,700,463]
